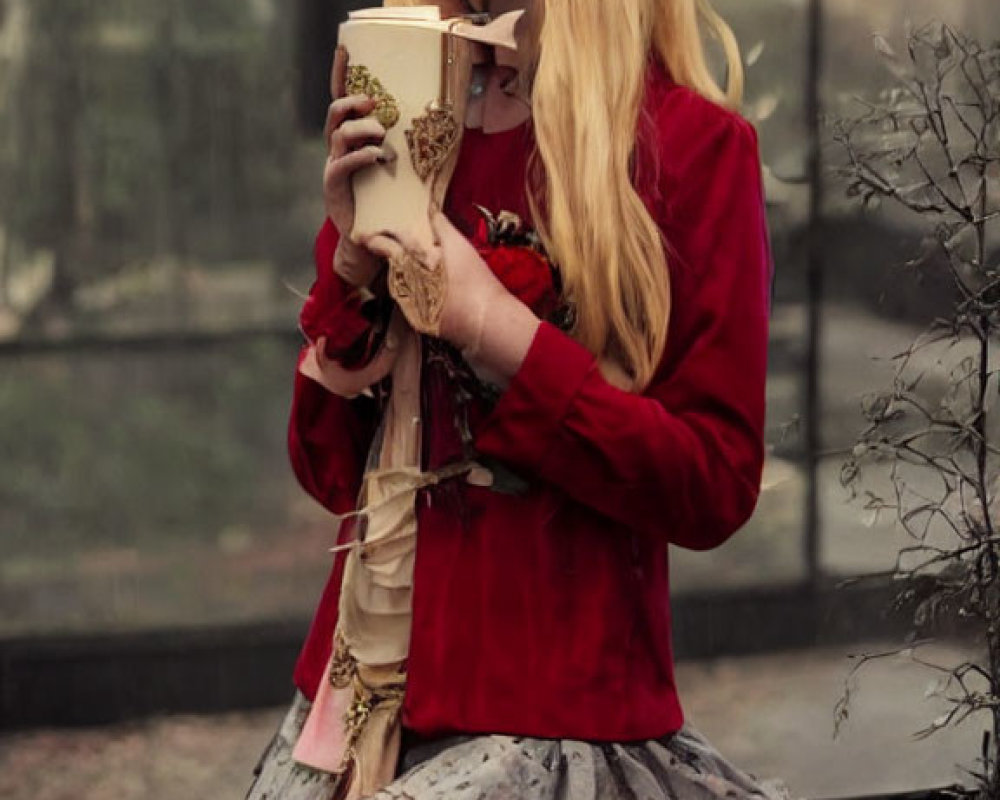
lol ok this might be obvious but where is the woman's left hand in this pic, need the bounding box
[365,212,540,383]
[300,311,404,398]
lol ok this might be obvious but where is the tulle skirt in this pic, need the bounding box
[245,691,793,800]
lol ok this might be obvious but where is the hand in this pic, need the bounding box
[323,46,393,288]
[365,212,540,385]
[429,211,511,349]
[299,312,404,398]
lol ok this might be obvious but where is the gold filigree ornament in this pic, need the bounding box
[328,630,358,689]
[387,247,446,336]
[346,65,400,130]
[405,105,461,182]
[340,674,406,771]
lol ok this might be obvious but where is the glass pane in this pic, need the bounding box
[0,0,318,340]
[819,0,1000,579]
[0,340,337,635]
[0,0,331,634]
[672,0,809,592]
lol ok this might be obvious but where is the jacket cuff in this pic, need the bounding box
[300,219,384,368]
[474,321,596,474]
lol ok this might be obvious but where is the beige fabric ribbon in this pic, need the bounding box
[292,6,527,794]
[452,10,523,51]
[293,319,473,798]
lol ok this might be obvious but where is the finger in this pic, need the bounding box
[335,251,383,288]
[324,95,378,151]
[314,336,330,369]
[430,211,463,250]
[372,225,441,267]
[331,45,348,100]
[331,117,387,155]
[324,95,378,152]
[327,145,393,184]
[430,210,461,237]
[430,211,450,242]
[363,233,405,262]
[299,345,324,384]
[300,333,401,399]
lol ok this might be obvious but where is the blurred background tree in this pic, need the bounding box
[833,23,1000,794]
[1,0,303,334]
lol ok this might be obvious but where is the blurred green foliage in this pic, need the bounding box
[2,0,302,311]
[0,0,334,632]
[0,339,298,556]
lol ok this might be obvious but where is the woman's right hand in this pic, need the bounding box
[323,46,394,287]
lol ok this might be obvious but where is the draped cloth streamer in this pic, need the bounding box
[292,7,524,796]
[293,319,476,798]
[293,324,463,799]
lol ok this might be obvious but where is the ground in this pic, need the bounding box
[0,640,985,800]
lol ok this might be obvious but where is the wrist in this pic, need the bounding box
[461,292,540,386]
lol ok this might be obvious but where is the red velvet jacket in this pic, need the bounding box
[288,59,772,742]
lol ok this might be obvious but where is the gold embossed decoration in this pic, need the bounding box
[340,675,406,770]
[405,106,461,181]
[328,631,358,689]
[346,65,401,130]
[387,248,446,335]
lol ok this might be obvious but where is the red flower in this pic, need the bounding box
[478,244,560,321]
[468,207,560,321]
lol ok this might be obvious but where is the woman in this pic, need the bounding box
[248,0,784,797]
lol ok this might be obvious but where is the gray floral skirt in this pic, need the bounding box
[246,691,793,800]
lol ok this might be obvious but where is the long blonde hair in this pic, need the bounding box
[528,0,743,391]
[385,0,743,390]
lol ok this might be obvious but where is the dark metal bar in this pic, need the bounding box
[818,787,975,800]
[1,577,972,732]
[0,325,301,357]
[803,0,825,591]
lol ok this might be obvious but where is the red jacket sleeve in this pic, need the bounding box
[473,110,771,551]
[288,220,380,515]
